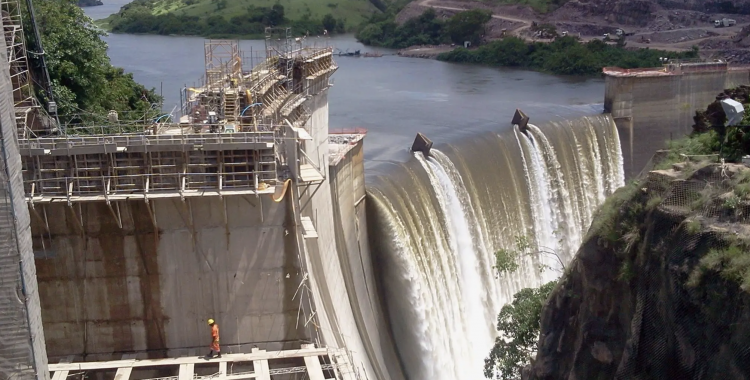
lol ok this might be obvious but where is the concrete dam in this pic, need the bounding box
[3,15,750,380]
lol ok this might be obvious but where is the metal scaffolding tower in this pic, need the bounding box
[264,27,294,91]
[1,0,38,137]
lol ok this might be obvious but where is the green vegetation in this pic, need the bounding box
[77,0,103,6]
[356,7,493,48]
[494,235,564,275]
[27,0,161,125]
[101,0,377,37]
[654,130,720,170]
[688,245,750,291]
[438,36,700,76]
[587,180,642,244]
[357,6,444,48]
[484,280,557,379]
[685,218,702,235]
[486,235,563,378]
[446,9,492,46]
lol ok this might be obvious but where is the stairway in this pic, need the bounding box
[224,89,239,124]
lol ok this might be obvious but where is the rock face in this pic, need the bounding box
[660,0,750,14]
[552,0,750,26]
[525,164,750,380]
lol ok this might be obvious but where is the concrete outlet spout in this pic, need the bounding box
[411,132,433,157]
[512,108,530,134]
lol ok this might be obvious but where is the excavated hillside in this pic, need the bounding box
[525,162,750,380]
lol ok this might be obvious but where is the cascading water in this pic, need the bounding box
[367,115,624,380]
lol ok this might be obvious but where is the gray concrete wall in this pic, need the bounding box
[32,87,403,380]
[298,93,402,380]
[328,140,406,380]
[0,15,49,380]
[33,195,310,361]
[605,69,750,177]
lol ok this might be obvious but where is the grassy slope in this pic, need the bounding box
[105,0,379,26]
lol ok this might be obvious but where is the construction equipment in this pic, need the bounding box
[714,18,736,28]
[615,28,635,37]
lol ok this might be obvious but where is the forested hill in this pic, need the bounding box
[77,0,103,7]
[99,0,389,38]
[29,0,161,125]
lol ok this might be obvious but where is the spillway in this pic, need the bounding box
[367,115,624,380]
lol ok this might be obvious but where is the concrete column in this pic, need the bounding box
[0,14,50,380]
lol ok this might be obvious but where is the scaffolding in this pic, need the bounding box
[265,27,294,91]
[1,0,38,138]
[204,39,241,91]
[47,345,362,380]
[20,131,279,204]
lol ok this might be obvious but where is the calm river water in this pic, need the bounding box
[84,3,605,172]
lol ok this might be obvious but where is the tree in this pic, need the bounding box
[446,9,492,46]
[322,13,337,33]
[494,235,565,275]
[266,3,285,26]
[484,280,558,379]
[485,235,563,378]
[26,0,161,125]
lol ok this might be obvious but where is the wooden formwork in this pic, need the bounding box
[20,132,279,203]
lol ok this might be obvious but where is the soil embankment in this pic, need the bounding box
[398,44,455,58]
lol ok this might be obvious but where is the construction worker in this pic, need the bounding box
[206,318,221,359]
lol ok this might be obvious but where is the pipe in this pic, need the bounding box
[240,103,263,117]
[272,179,292,202]
[153,114,171,123]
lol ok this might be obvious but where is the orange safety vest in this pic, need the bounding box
[210,324,220,351]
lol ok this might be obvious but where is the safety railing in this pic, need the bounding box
[602,66,670,76]
[18,130,278,151]
[25,171,278,201]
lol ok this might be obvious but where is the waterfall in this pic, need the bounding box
[367,115,624,380]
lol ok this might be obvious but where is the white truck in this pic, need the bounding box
[715,18,737,27]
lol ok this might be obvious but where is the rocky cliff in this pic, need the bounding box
[525,163,750,380]
[551,0,750,26]
[659,0,750,14]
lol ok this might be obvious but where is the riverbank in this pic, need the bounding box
[398,44,455,58]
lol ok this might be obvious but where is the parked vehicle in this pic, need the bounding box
[714,18,737,27]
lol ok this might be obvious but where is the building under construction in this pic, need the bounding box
[1,12,402,380]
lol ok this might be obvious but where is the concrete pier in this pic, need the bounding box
[604,62,750,177]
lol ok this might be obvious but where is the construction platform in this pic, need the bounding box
[20,131,281,204]
[50,345,360,380]
[19,35,337,205]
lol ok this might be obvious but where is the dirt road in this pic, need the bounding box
[419,0,533,37]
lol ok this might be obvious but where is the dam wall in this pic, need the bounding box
[28,94,402,379]
[0,22,48,380]
[32,195,311,361]
[365,115,625,380]
[297,94,404,380]
[604,64,750,177]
